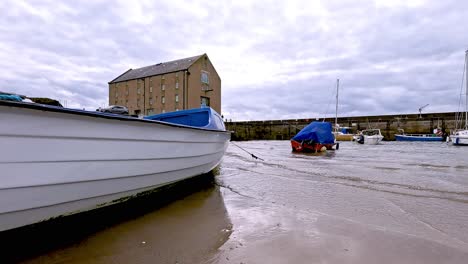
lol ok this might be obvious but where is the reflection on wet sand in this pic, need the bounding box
[212,190,468,264]
[2,173,232,264]
[210,141,468,264]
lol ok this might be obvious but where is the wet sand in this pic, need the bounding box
[212,187,468,264]
[3,176,232,264]
[211,141,468,264]
[6,141,468,263]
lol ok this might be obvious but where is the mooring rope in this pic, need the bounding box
[230,141,264,161]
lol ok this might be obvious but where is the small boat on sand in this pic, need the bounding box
[334,127,354,141]
[395,129,444,142]
[353,129,384,145]
[291,121,338,152]
[451,130,468,145]
[0,100,230,232]
[332,79,354,141]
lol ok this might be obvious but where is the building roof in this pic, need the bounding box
[109,54,205,84]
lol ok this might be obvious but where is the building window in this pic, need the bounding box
[175,94,179,103]
[115,91,118,98]
[201,96,210,107]
[176,108,179,111]
[161,76,166,91]
[175,82,179,89]
[162,109,166,113]
[149,98,153,105]
[201,71,209,84]
[137,98,140,107]
[147,108,154,115]
[149,78,153,92]
[125,100,128,104]
[162,96,165,104]
[126,83,129,95]
[175,72,179,77]
[137,88,141,94]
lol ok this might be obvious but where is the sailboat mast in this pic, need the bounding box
[465,50,468,129]
[335,79,339,130]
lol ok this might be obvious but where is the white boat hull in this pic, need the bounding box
[0,103,230,232]
[450,130,468,146]
[363,135,383,145]
[451,50,468,146]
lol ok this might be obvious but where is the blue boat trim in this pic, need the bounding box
[395,134,443,141]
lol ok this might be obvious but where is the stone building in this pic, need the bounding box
[108,54,221,116]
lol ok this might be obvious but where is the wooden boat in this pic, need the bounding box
[450,50,468,146]
[334,127,354,141]
[0,101,230,232]
[291,121,338,152]
[395,129,443,141]
[353,129,384,145]
[334,132,354,141]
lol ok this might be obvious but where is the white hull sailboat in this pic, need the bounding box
[450,50,468,146]
[0,101,230,232]
[333,79,354,141]
[451,130,468,145]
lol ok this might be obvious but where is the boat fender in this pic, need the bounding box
[320,146,327,152]
[336,143,340,150]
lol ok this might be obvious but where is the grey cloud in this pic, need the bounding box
[1,0,468,121]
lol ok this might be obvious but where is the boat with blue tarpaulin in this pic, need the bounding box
[291,121,338,152]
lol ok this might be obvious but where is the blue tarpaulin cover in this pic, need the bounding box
[291,121,335,144]
[144,107,226,131]
[0,93,22,102]
[341,127,351,134]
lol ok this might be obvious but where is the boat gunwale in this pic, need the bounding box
[0,100,231,134]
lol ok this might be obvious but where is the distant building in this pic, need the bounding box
[108,54,221,116]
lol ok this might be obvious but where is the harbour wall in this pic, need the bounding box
[225,112,460,141]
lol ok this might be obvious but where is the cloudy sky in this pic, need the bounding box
[1,0,467,121]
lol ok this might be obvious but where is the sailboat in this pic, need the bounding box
[333,79,354,141]
[450,49,468,146]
